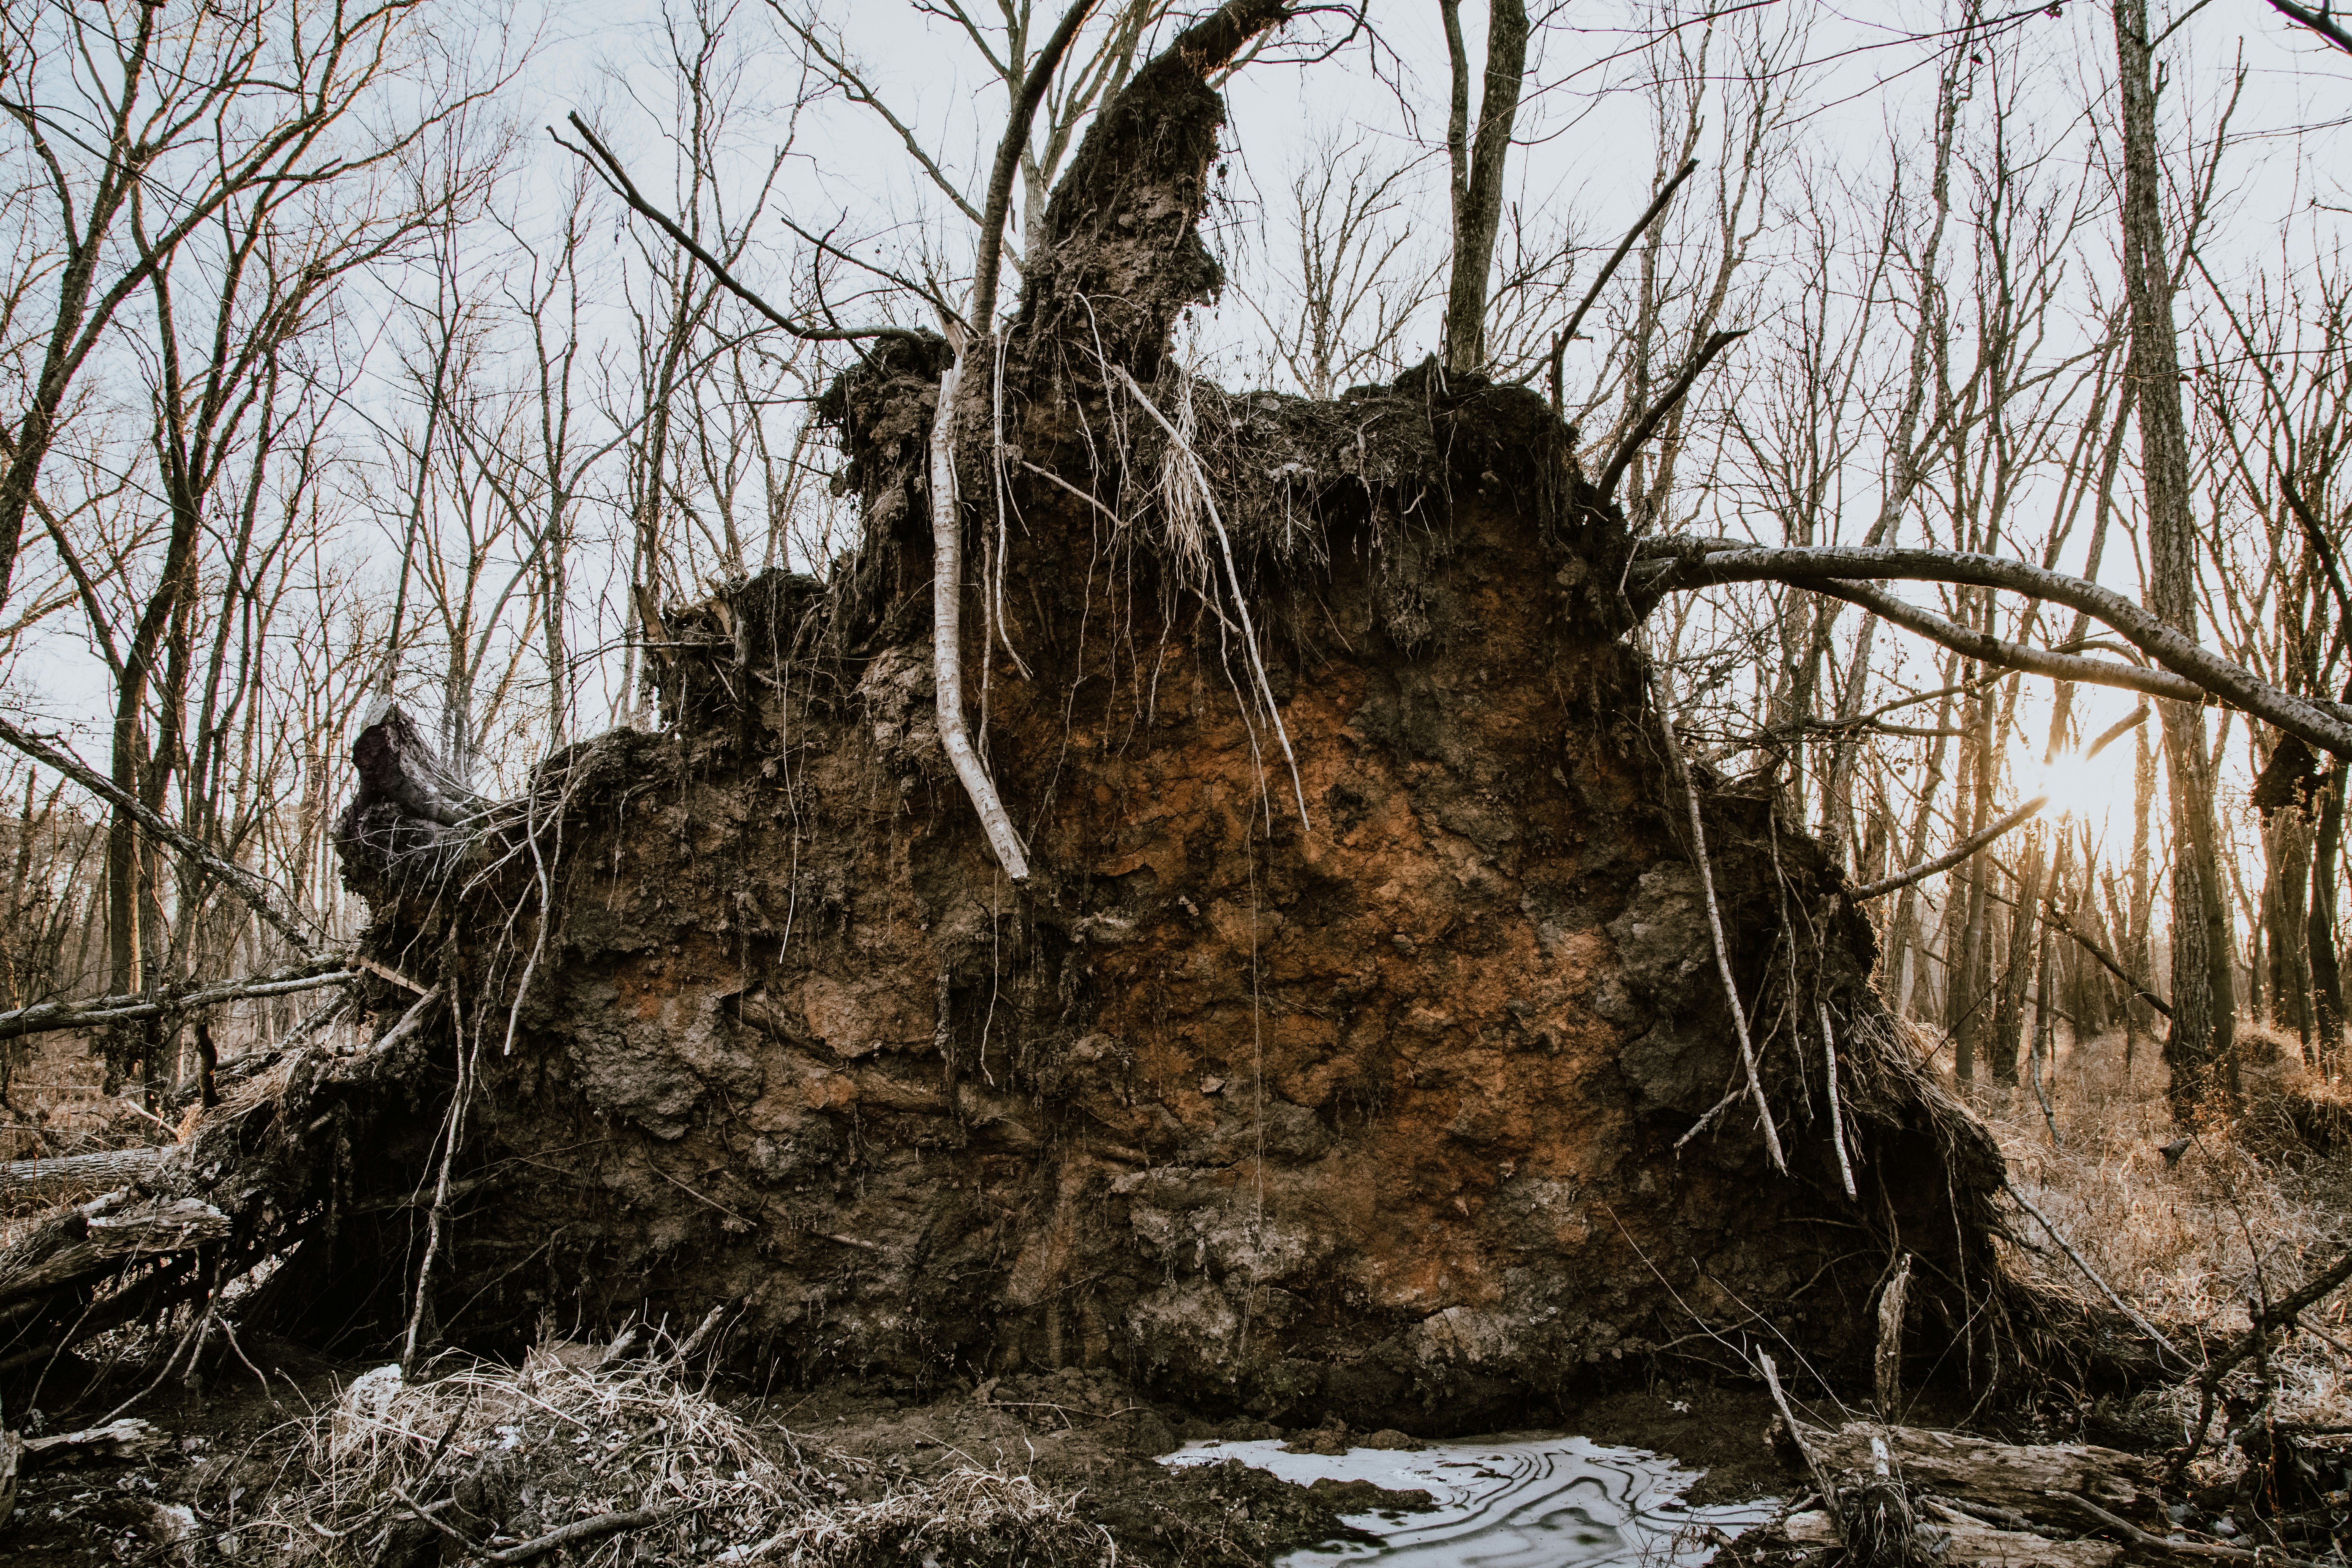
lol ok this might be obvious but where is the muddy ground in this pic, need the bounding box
[3,1343,1806,1564]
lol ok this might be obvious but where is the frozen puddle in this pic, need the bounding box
[1162,1432,1776,1568]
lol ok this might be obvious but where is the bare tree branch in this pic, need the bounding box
[0,715,318,956]
[1808,580,2210,705]
[1630,540,2352,757]
[1598,329,1747,498]
[0,958,354,1044]
[2268,0,2352,54]
[1550,156,1699,413]
[553,115,928,346]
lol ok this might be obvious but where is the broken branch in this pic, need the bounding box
[1551,157,1700,413]
[1649,656,1783,1171]
[1598,329,1748,498]
[1808,580,2207,705]
[2042,896,2171,1018]
[554,114,926,347]
[1820,1003,1856,1200]
[484,1507,669,1565]
[0,957,356,1043]
[1850,795,2047,901]
[2061,1491,2324,1567]
[2004,1182,2188,1368]
[2174,1237,2352,1473]
[1758,1351,1842,1534]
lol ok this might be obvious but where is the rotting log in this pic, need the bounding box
[1783,1505,2121,1568]
[0,1147,171,1200]
[1792,1421,2159,1528]
[0,1194,227,1301]
[20,1418,166,1465]
[0,1006,441,1367]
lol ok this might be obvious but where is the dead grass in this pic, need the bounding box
[200,1344,1116,1566]
[1953,1023,2352,1451]
[756,1467,1117,1567]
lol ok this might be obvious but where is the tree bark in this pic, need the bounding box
[2113,0,2235,1116]
[2310,769,2346,1073]
[1629,541,2352,757]
[1439,0,1530,375]
[1990,827,2047,1086]
[2263,801,2314,1046]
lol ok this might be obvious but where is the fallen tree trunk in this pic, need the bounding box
[0,1147,171,1199]
[0,1013,441,1368]
[1791,1421,2159,1527]
[1782,1504,2122,1568]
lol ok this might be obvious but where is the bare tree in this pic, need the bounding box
[1438,0,1530,375]
[0,0,488,612]
[1233,128,1435,399]
[2113,0,2235,1115]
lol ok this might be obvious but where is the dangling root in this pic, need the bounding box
[930,357,1032,882]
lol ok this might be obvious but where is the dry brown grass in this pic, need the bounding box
[197,1345,1121,1566]
[1954,1023,2352,1447]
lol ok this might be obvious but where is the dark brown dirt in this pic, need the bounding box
[0,1334,348,1565]
[1562,1388,1789,1505]
[0,1350,1449,1565]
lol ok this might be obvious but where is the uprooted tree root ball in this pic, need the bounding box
[0,3,2168,1549]
[311,5,2061,1424]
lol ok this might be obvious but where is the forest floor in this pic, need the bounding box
[3,1024,2348,1565]
[0,1336,1783,1565]
[1974,1024,2352,1447]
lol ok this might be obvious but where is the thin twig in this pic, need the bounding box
[390,1482,485,1554]
[403,981,471,1373]
[2004,1181,2186,1367]
[1650,656,1783,1170]
[2173,1238,2352,1474]
[2059,1491,2324,1567]
[1758,1351,1842,1534]
[1851,795,2047,900]
[1820,1003,1856,1200]
[483,1507,670,1565]
[1597,329,1748,498]
[0,715,319,955]
[554,116,921,346]
[1551,157,1700,413]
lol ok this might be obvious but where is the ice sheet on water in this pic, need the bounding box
[1161,1431,1777,1568]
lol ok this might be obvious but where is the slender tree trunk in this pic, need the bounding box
[1949,670,1997,1081]
[2114,0,2235,1119]
[2265,806,2313,1048]
[1886,665,1961,1009]
[2311,769,2346,1075]
[1438,0,1530,376]
[1990,826,2047,1086]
